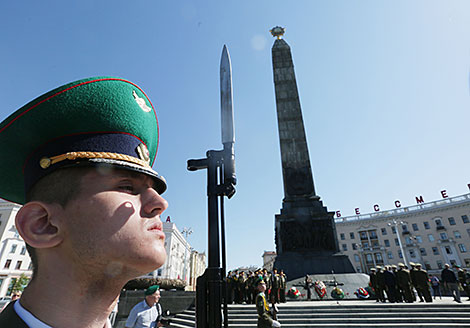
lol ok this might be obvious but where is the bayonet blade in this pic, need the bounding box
[220,45,234,145]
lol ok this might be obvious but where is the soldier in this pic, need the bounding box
[226,271,234,304]
[255,278,281,328]
[271,269,281,304]
[279,270,287,303]
[384,265,397,303]
[0,77,169,327]
[263,269,272,303]
[238,271,247,304]
[409,262,424,302]
[304,275,312,301]
[369,268,379,301]
[376,266,386,302]
[396,263,414,303]
[414,264,432,302]
[457,266,470,301]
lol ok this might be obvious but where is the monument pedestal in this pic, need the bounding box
[274,252,355,280]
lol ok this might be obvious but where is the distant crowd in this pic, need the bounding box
[369,262,470,303]
[226,268,287,304]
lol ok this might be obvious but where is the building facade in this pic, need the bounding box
[335,193,470,275]
[149,221,192,284]
[0,201,32,297]
[188,250,206,291]
[262,251,276,271]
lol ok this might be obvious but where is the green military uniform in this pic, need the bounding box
[396,264,414,303]
[271,270,281,304]
[457,268,470,300]
[256,287,274,327]
[279,271,287,303]
[376,267,386,302]
[414,264,432,302]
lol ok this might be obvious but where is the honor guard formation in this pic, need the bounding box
[369,262,470,303]
[226,269,287,305]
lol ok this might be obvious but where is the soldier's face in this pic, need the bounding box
[58,168,168,278]
[258,283,266,292]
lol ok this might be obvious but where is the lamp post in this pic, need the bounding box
[182,227,193,286]
[388,219,408,267]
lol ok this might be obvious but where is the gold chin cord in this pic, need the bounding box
[39,151,151,169]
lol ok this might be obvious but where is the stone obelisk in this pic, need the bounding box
[270,26,354,279]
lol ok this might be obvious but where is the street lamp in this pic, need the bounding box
[182,227,193,285]
[388,219,408,267]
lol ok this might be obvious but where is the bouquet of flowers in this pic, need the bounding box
[288,286,301,299]
[314,280,327,299]
[354,287,370,299]
[330,286,345,299]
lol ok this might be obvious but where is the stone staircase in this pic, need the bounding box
[169,300,470,327]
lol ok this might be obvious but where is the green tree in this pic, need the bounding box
[8,274,30,295]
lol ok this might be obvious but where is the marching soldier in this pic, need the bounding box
[414,263,432,302]
[279,270,287,303]
[384,265,397,303]
[396,263,414,303]
[255,278,281,328]
[409,262,423,302]
[238,271,247,304]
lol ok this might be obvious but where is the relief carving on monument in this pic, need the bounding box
[277,219,336,252]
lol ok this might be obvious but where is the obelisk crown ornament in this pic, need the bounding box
[271,27,354,278]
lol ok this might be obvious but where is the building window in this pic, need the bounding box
[402,225,409,232]
[435,219,444,228]
[352,243,358,250]
[398,250,403,258]
[342,244,348,251]
[356,266,362,273]
[157,269,162,276]
[15,261,22,270]
[391,226,397,234]
[354,254,360,262]
[350,232,355,239]
[4,260,11,269]
[362,241,369,248]
[28,263,33,270]
[387,251,393,259]
[432,247,439,255]
[462,215,469,224]
[405,236,412,245]
[454,231,462,239]
[415,235,423,243]
[424,262,431,270]
[381,228,387,235]
[395,238,400,246]
[369,230,378,239]
[465,259,470,267]
[428,234,435,242]
[412,223,419,231]
[340,233,345,240]
[467,228,470,237]
[448,217,456,225]
[409,249,416,258]
[450,260,457,267]
[375,253,383,262]
[20,246,26,255]
[420,248,427,256]
[10,244,17,254]
[384,239,390,247]
[366,254,373,263]
[360,231,368,240]
[440,232,448,240]
[459,244,467,253]
[445,246,452,254]
[437,261,443,269]
[424,221,430,229]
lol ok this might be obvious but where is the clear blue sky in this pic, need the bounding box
[1,1,470,270]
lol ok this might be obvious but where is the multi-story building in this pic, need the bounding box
[0,200,32,297]
[336,193,470,275]
[188,250,206,291]
[262,251,276,271]
[149,221,192,284]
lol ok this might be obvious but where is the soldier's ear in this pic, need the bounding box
[15,201,63,249]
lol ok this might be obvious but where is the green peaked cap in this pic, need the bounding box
[0,76,166,204]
